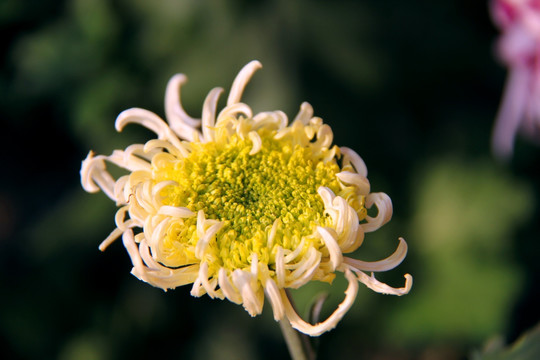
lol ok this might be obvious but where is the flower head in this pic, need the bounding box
[491,0,540,159]
[81,61,412,336]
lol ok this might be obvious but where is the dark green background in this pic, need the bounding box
[1,1,539,359]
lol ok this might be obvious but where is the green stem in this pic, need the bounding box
[280,290,316,360]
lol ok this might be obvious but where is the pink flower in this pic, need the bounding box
[491,0,540,159]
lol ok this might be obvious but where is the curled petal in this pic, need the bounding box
[108,150,151,172]
[314,124,333,149]
[217,103,253,123]
[336,171,370,195]
[248,131,262,155]
[114,206,133,231]
[284,238,306,263]
[227,60,262,106]
[151,180,177,207]
[287,247,321,289]
[352,268,413,296]
[281,268,359,337]
[165,73,201,128]
[293,102,314,125]
[98,227,124,251]
[362,192,393,233]
[116,108,169,138]
[192,262,222,299]
[331,196,361,253]
[218,268,242,304]
[202,87,224,142]
[195,222,224,259]
[253,110,288,130]
[80,152,116,200]
[317,226,343,271]
[144,139,189,158]
[122,230,199,290]
[317,186,336,210]
[80,152,103,193]
[232,269,264,316]
[341,146,368,177]
[344,237,408,272]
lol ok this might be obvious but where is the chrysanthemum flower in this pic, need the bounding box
[81,61,412,336]
[491,0,540,159]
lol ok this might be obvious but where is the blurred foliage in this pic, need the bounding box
[472,322,540,360]
[387,159,532,343]
[1,1,540,360]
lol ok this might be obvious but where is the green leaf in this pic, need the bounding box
[472,322,540,360]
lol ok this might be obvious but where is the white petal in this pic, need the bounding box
[341,147,368,177]
[336,171,370,195]
[232,269,263,316]
[218,268,242,304]
[248,131,262,155]
[227,61,262,106]
[264,278,285,321]
[165,73,201,127]
[317,226,343,271]
[282,268,359,336]
[157,206,195,218]
[115,108,169,138]
[344,237,408,272]
[287,248,322,289]
[362,192,393,233]
[195,221,223,259]
[267,218,281,249]
[217,103,253,123]
[98,227,124,251]
[293,102,313,125]
[202,87,224,142]
[353,269,413,296]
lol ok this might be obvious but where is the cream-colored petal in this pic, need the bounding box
[293,102,313,125]
[336,171,370,195]
[317,226,343,271]
[362,192,393,233]
[282,268,359,336]
[353,270,413,296]
[80,153,117,200]
[314,124,333,149]
[98,227,124,251]
[248,131,262,155]
[144,139,189,158]
[227,60,262,106]
[157,206,195,218]
[115,108,169,138]
[195,221,223,259]
[344,237,408,272]
[218,268,243,304]
[264,277,285,321]
[232,269,263,316]
[164,73,201,128]
[267,218,281,250]
[217,103,253,124]
[287,248,322,289]
[202,87,224,142]
[340,146,368,177]
[276,246,286,288]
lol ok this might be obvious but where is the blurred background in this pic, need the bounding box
[1,0,539,359]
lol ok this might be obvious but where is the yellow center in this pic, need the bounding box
[153,128,343,272]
